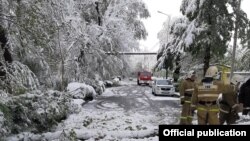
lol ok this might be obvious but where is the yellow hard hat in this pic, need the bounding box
[205,66,219,78]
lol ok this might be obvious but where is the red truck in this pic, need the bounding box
[137,71,152,85]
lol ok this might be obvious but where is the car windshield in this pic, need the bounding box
[140,72,151,76]
[156,80,172,85]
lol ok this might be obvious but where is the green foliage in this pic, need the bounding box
[182,0,233,57]
[229,0,250,47]
[240,49,250,70]
[14,87,27,95]
[0,103,12,123]
[175,0,250,74]
[68,129,77,141]
[0,62,40,94]
[0,91,70,136]
[0,102,16,134]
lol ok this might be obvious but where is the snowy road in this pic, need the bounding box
[7,80,250,141]
[7,80,182,141]
[87,83,180,115]
[58,80,182,140]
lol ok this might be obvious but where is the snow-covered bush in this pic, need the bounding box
[95,81,106,95]
[0,90,72,138]
[103,78,121,88]
[0,111,6,137]
[75,78,106,95]
[67,82,96,101]
[0,61,39,95]
[112,77,121,86]
[0,95,11,139]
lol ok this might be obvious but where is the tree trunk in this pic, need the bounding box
[203,45,210,76]
[0,26,7,48]
[95,2,102,26]
[57,26,65,91]
[230,0,241,79]
[0,26,13,63]
[247,24,250,49]
[165,70,168,79]
[164,56,169,79]
[3,48,13,63]
[173,53,181,82]
[0,62,6,79]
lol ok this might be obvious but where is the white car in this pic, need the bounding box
[152,79,175,96]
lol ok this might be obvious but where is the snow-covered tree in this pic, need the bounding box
[156,0,250,79]
[178,0,250,75]
[0,0,149,92]
[240,49,250,70]
[180,0,235,75]
[155,17,190,80]
[229,0,250,49]
[221,47,250,71]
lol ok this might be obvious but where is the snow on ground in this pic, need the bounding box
[58,81,178,140]
[8,104,160,140]
[101,89,116,97]
[148,96,179,101]
[95,101,123,111]
[236,114,250,125]
[57,85,177,139]
[119,79,138,86]
[6,79,250,141]
[55,107,159,140]
[7,82,176,140]
[102,86,129,97]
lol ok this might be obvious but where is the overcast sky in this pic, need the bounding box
[140,0,250,52]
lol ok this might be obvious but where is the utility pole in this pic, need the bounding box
[230,0,242,79]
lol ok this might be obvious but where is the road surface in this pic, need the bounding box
[73,80,182,140]
[85,81,181,121]
[8,80,250,140]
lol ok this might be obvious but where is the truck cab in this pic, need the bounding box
[137,71,152,85]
